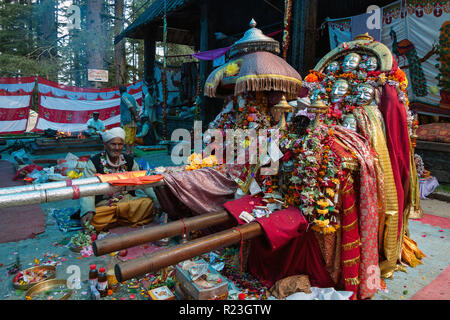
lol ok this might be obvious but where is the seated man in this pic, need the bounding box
[80,127,158,232]
[136,116,157,146]
[85,111,105,136]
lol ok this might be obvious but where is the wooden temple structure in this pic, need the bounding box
[115,0,397,126]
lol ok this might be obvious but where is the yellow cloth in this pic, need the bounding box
[355,105,399,278]
[401,234,426,267]
[91,197,154,232]
[123,125,137,145]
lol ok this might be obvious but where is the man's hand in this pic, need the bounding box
[81,211,95,231]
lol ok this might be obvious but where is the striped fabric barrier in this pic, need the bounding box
[34,92,143,133]
[0,92,32,134]
[37,77,142,101]
[0,77,36,94]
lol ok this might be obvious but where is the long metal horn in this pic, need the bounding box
[114,222,262,282]
[0,176,101,196]
[93,210,232,256]
[0,180,165,209]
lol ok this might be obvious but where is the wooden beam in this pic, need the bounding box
[296,0,318,75]
[143,33,156,85]
[199,0,209,123]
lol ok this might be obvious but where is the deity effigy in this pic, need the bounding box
[0,23,426,301]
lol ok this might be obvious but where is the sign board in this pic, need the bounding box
[88,69,109,82]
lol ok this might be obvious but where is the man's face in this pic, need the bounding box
[104,137,124,159]
[93,113,99,121]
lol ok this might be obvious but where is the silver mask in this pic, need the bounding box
[342,53,361,73]
[355,83,376,106]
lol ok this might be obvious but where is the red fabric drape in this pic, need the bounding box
[223,195,334,288]
[378,81,411,238]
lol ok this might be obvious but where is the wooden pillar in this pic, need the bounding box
[293,0,318,75]
[144,33,156,86]
[199,0,209,124]
[289,0,301,70]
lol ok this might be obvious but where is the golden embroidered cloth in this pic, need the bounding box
[354,106,400,278]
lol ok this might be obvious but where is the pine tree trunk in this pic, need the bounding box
[114,0,127,85]
[86,0,106,88]
[38,0,58,80]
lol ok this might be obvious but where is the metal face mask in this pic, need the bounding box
[326,61,340,74]
[355,83,375,106]
[330,79,349,103]
[342,52,361,73]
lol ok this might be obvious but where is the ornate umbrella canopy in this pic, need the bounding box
[204,19,302,100]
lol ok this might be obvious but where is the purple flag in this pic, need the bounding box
[192,46,230,61]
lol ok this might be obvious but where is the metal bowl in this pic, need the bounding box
[25,279,72,300]
[12,265,56,290]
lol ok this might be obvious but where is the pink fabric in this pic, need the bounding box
[222,195,334,288]
[158,167,238,216]
[335,127,379,299]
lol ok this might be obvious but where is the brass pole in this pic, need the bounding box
[114,222,262,282]
[93,209,232,256]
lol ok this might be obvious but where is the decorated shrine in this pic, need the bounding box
[0,19,429,302]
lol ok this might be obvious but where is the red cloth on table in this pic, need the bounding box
[222,195,334,288]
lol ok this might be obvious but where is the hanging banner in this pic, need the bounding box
[37,77,142,101]
[382,0,449,110]
[0,77,36,94]
[34,92,143,133]
[0,93,32,134]
[328,19,352,50]
[351,10,382,42]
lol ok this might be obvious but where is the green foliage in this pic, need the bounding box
[0,0,152,87]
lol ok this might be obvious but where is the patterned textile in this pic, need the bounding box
[51,207,82,233]
[416,123,450,143]
[335,128,380,299]
[339,172,361,300]
[354,106,400,278]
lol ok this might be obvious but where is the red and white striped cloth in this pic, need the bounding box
[34,92,143,133]
[0,76,36,94]
[37,77,142,101]
[0,92,32,134]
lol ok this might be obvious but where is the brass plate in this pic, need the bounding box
[12,265,56,290]
[25,279,72,300]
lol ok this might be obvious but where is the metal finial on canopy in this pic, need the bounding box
[272,95,294,131]
[229,18,280,57]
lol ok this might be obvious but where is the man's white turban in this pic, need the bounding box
[101,127,126,142]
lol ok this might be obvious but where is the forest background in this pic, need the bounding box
[0,0,194,93]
